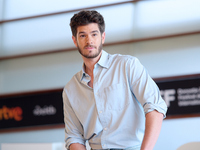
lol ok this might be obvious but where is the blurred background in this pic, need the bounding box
[0,0,200,150]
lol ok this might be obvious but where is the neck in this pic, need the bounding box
[82,51,102,89]
[82,51,102,75]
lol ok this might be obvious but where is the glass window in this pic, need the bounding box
[3,0,128,20]
[1,13,72,56]
[1,3,135,56]
[135,0,200,38]
[1,0,200,57]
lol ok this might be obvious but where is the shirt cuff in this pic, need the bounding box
[65,138,86,150]
[143,102,167,118]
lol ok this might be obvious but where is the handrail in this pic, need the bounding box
[0,30,199,60]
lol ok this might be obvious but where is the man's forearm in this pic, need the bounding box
[69,143,87,150]
[141,110,164,150]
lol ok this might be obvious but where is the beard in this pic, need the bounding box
[77,42,103,59]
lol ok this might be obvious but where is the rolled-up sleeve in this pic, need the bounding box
[63,89,86,149]
[128,57,167,118]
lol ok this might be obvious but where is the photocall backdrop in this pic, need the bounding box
[0,74,200,131]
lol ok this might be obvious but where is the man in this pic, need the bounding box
[63,10,167,150]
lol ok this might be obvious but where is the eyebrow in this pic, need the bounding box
[78,30,99,35]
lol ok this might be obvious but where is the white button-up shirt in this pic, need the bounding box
[63,50,167,150]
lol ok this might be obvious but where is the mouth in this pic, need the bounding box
[84,45,96,50]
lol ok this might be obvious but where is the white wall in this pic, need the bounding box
[156,117,200,150]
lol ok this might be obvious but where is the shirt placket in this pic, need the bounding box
[93,64,109,149]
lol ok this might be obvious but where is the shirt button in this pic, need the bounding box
[104,127,107,131]
[99,111,102,113]
[96,93,98,96]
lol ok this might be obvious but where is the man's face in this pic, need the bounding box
[72,23,105,59]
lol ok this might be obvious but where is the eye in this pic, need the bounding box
[93,33,97,36]
[80,35,85,37]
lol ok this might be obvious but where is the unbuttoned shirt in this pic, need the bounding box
[63,50,167,150]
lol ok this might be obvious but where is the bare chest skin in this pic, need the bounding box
[88,78,93,88]
[86,70,93,88]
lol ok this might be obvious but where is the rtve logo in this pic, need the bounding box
[0,106,23,121]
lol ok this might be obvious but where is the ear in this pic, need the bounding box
[101,32,106,44]
[72,36,78,47]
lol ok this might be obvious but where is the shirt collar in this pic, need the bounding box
[80,65,86,81]
[97,50,109,69]
[79,50,110,81]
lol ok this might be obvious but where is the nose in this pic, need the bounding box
[86,35,93,45]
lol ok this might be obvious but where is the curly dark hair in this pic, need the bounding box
[70,10,105,37]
